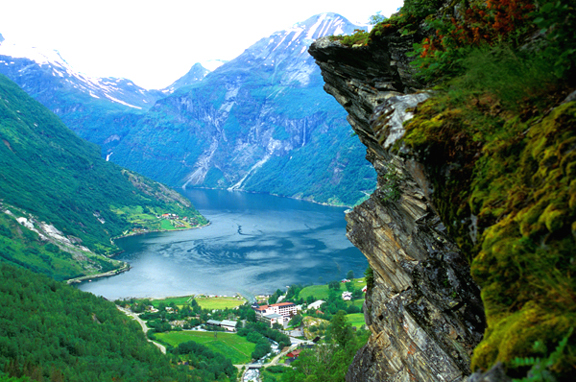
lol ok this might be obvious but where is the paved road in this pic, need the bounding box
[116,306,167,354]
[235,339,305,369]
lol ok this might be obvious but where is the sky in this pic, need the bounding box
[0,0,404,89]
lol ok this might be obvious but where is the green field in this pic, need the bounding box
[300,278,366,301]
[160,219,175,230]
[348,298,365,309]
[195,296,245,310]
[145,295,245,310]
[148,296,194,308]
[346,313,366,329]
[156,331,255,364]
[299,284,330,300]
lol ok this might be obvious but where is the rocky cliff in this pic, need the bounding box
[310,34,486,382]
[310,10,576,380]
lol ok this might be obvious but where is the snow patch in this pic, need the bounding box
[305,13,327,40]
[104,94,142,109]
[201,59,226,71]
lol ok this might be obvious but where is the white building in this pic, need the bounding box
[253,302,299,318]
[307,300,325,310]
[220,320,237,332]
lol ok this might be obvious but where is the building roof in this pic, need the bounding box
[206,319,221,325]
[221,320,237,327]
[272,302,295,307]
[307,300,325,310]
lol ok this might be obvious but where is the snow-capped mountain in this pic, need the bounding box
[0,14,376,206]
[100,13,375,205]
[217,12,361,86]
[0,37,162,110]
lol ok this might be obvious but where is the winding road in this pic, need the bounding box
[116,306,167,354]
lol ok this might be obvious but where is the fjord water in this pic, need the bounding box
[78,189,367,300]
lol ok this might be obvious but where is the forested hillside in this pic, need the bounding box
[0,264,199,382]
[0,74,207,280]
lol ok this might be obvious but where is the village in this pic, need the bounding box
[116,277,368,381]
[157,213,201,228]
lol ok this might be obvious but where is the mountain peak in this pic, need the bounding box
[164,62,210,93]
[0,40,69,69]
[286,12,357,41]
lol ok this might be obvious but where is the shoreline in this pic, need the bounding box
[110,221,211,244]
[66,262,132,285]
[184,186,359,209]
[70,189,362,295]
[68,222,212,285]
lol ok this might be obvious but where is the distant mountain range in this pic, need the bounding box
[0,13,376,206]
[0,37,162,110]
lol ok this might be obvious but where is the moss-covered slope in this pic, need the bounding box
[402,92,576,376]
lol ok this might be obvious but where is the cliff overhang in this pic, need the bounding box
[310,19,576,381]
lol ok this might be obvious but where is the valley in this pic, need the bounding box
[0,12,374,381]
[0,74,207,281]
[0,0,574,380]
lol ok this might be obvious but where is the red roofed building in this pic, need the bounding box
[286,349,302,358]
[253,302,299,318]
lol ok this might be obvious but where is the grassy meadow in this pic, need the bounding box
[156,331,255,364]
[195,296,246,310]
[145,295,245,310]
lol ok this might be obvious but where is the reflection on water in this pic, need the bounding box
[78,189,367,300]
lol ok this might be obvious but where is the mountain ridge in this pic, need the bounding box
[0,13,376,207]
[103,13,376,206]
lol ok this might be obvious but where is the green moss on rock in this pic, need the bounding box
[402,96,576,377]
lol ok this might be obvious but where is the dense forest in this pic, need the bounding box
[0,263,201,381]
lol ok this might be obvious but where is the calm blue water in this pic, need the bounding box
[78,189,367,300]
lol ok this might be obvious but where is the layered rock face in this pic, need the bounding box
[310,36,486,381]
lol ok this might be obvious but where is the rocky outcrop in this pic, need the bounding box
[310,36,486,381]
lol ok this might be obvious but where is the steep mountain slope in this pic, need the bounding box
[99,13,376,206]
[0,74,207,280]
[0,35,164,152]
[0,15,376,206]
[0,264,203,382]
